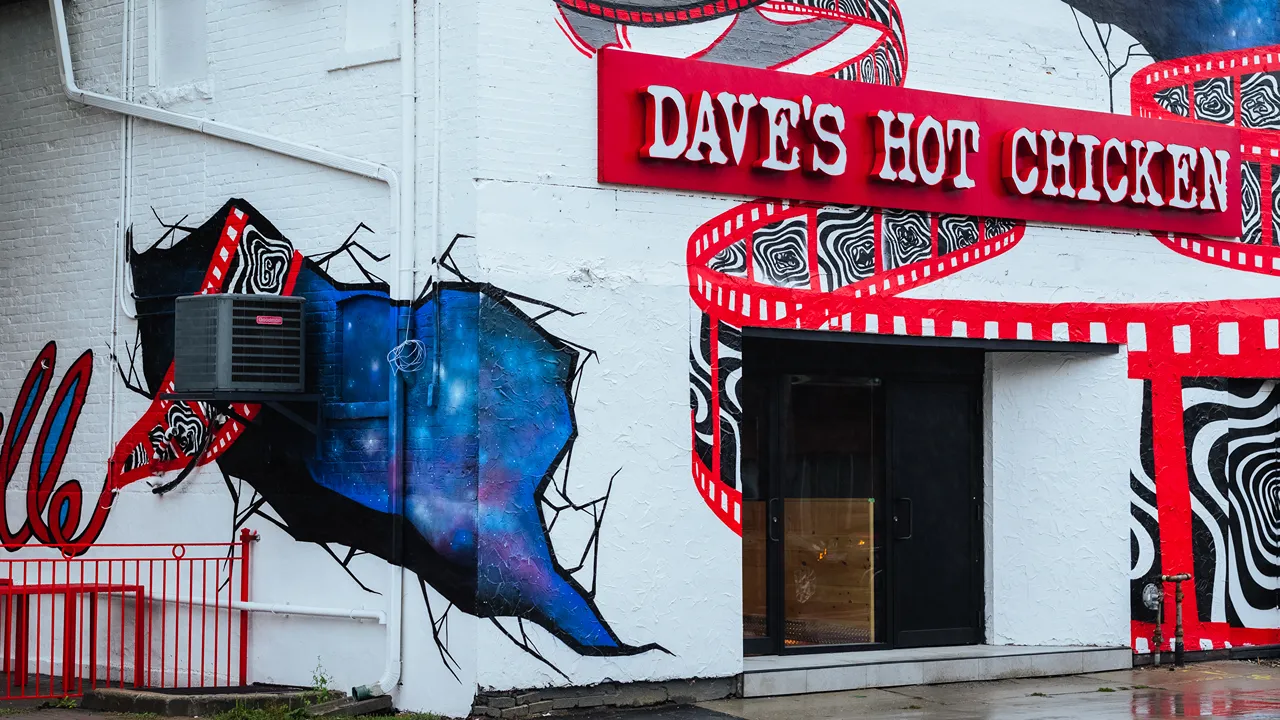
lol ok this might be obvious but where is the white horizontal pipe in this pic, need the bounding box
[151,594,386,624]
[46,0,401,275]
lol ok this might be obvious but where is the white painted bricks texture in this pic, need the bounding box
[6,0,1280,714]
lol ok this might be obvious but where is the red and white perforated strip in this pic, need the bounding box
[1134,46,1280,247]
[688,200,1027,533]
[556,0,767,26]
[1157,232,1280,274]
[109,204,305,490]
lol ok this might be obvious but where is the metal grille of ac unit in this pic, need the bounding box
[174,294,306,393]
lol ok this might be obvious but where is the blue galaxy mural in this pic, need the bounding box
[1063,0,1280,61]
[120,199,663,677]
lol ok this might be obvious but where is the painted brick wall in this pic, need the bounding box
[0,1,475,714]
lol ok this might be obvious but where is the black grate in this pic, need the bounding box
[229,300,303,385]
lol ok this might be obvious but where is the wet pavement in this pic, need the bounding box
[1,661,1278,719]
[593,660,1280,720]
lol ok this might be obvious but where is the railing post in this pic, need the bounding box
[133,588,144,688]
[88,592,97,690]
[237,529,256,687]
[62,591,77,695]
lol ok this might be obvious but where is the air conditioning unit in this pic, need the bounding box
[174,294,306,394]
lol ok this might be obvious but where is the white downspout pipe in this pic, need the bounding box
[353,0,416,701]
[48,0,412,697]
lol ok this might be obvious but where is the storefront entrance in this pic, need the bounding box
[742,334,984,655]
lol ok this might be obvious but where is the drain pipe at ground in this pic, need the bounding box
[47,0,410,695]
[1152,573,1191,668]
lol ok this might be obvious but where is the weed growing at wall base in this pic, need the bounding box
[213,703,307,720]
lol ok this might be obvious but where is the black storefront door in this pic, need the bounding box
[742,336,983,655]
[887,380,982,649]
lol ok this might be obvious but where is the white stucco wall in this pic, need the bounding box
[986,350,1135,647]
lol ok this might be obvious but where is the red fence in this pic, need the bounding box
[0,530,253,699]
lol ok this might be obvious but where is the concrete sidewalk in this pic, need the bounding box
[581,660,1280,720]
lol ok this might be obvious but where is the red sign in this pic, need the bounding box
[597,50,1243,237]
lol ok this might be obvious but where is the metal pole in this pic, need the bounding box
[1161,573,1191,668]
[1153,599,1163,667]
[1174,580,1185,666]
[237,529,257,686]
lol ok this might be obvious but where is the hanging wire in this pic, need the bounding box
[387,338,428,375]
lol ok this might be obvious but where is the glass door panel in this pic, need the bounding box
[781,376,884,647]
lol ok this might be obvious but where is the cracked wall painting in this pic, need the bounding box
[551,0,1280,651]
[10,198,662,677]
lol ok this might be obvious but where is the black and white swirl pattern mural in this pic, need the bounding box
[1194,77,1235,125]
[123,442,149,473]
[718,324,743,491]
[1183,379,1280,628]
[984,218,1018,239]
[1131,381,1162,624]
[148,425,174,463]
[938,216,981,257]
[882,209,931,270]
[690,311,715,473]
[815,206,874,291]
[1154,85,1190,117]
[855,54,877,84]
[164,402,209,458]
[709,240,748,277]
[1242,72,1280,130]
[227,225,293,294]
[752,216,810,289]
[1242,162,1262,245]
[872,43,903,87]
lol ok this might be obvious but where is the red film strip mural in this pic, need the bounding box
[1122,46,1280,655]
[688,201,1025,533]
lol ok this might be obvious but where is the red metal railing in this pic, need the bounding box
[0,530,253,699]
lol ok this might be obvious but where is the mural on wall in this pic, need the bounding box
[1064,0,1280,652]
[552,0,1280,653]
[0,342,94,548]
[15,199,663,678]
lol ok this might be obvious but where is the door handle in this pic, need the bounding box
[768,498,781,542]
[894,497,913,540]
